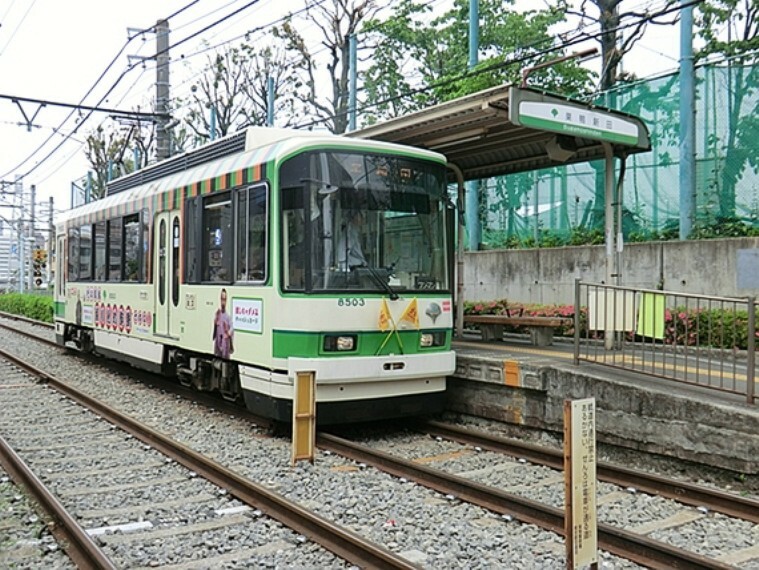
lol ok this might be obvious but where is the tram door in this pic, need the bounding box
[154,211,181,336]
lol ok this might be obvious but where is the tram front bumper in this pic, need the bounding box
[287,350,455,385]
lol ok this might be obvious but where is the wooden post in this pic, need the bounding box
[291,371,316,465]
[564,398,598,569]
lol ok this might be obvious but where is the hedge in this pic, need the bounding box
[0,293,54,323]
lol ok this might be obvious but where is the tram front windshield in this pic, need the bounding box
[280,151,450,294]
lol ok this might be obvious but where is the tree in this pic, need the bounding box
[274,0,380,133]
[361,0,594,124]
[83,125,136,200]
[564,1,679,227]
[181,39,311,142]
[567,0,680,92]
[695,0,759,220]
[182,46,259,141]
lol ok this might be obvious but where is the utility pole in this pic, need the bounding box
[155,19,171,161]
[348,34,357,131]
[15,177,25,294]
[27,185,36,291]
[267,76,275,127]
[465,0,481,250]
[48,196,54,287]
[679,1,695,239]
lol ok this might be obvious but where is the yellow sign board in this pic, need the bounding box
[291,371,316,465]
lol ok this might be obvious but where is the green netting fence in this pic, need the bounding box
[479,61,759,249]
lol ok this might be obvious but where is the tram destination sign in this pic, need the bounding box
[509,87,646,147]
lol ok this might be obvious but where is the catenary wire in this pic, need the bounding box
[1,0,263,183]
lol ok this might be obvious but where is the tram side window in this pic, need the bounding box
[108,218,123,281]
[79,225,93,281]
[94,221,107,281]
[124,214,142,282]
[202,192,233,282]
[67,227,80,282]
[236,184,267,282]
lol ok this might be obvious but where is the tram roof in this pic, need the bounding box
[349,84,651,181]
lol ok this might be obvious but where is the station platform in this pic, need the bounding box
[450,335,759,474]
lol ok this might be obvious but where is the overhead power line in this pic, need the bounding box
[0,93,169,119]
[293,0,705,130]
[1,0,261,183]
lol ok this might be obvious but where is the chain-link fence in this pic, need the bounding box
[480,61,759,249]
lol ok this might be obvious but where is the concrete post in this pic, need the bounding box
[155,19,171,161]
[16,178,24,294]
[48,196,54,286]
[603,143,615,350]
[348,34,357,131]
[27,184,35,291]
[266,76,275,127]
[465,0,481,250]
[679,2,695,239]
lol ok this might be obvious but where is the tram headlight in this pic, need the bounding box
[420,332,446,348]
[323,334,356,352]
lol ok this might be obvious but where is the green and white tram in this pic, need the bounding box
[54,127,455,423]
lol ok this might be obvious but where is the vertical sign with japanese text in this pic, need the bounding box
[564,398,598,569]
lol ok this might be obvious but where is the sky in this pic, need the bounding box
[0,0,684,223]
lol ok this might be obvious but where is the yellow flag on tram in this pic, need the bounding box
[379,297,392,332]
[400,298,419,329]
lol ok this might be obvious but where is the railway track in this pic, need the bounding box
[420,419,759,525]
[2,312,757,568]
[318,431,747,570]
[0,345,417,569]
[0,463,78,569]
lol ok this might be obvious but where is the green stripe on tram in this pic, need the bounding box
[272,329,451,358]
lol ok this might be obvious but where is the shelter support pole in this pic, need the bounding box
[466,181,480,250]
[603,143,616,350]
[449,163,466,339]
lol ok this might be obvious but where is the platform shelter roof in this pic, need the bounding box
[349,84,651,181]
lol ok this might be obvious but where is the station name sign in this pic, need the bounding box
[509,87,648,148]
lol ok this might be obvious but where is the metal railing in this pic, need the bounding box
[574,281,756,404]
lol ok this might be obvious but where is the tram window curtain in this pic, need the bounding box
[67,227,80,282]
[94,221,107,281]
[184,196,201,284]
[141,209,150,283]
[108,218,123,281]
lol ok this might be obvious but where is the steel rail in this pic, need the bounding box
[0,310,54,329]
[0,347,418,570]
[422,419,759,525]
[5,316,749,565]
[0,423,116,570]
[317,432,733,570]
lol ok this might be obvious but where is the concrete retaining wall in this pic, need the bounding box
[450,351,759,473]
[465,237,759,305]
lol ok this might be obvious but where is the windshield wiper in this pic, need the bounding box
[358,265,399,300]
[300,177,339,195]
